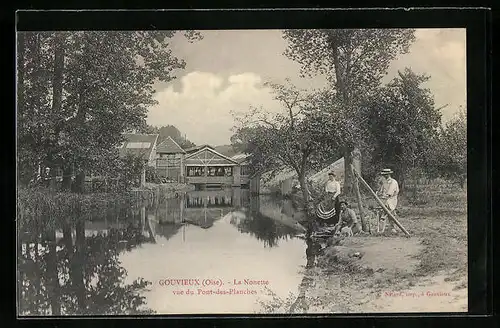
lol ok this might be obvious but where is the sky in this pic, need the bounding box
[146,29,466,146]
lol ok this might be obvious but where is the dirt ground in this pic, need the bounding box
[303,235,467,313]
[271,186,468,314]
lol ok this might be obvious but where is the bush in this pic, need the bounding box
[145,166,161,183]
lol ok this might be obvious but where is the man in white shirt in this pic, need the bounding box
[376,168,399,233]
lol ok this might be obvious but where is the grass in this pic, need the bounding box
[398,185,467,277]
[346,182,467,278]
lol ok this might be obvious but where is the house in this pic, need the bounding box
[184,145,241,188]
[118,133,159,186]
[231,153,261,193]
[185,144,215,154]
[118,133,159,167]
[155,136,186,182]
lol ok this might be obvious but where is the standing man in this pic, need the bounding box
[377,168,399,233]
[324,172,341,224]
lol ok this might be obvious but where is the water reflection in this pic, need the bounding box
[288,236,322,313]
[18,188,312,315]
[18,221,154,315]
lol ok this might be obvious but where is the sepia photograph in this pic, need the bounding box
[16,27,467,315]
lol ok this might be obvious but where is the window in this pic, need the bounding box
[126,142,151,149]
[187,166,205,177]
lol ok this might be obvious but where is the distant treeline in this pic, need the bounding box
[139,124,196,149]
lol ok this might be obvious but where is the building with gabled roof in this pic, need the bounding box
[185,144,214,154]
[117,133,159,187]
[118,133,159,167]
[155,136,187,182]
[183,146,240,188]
[231,153,260,193]
[156,136,186,155]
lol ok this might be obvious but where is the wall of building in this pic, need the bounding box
[232,166,241,187]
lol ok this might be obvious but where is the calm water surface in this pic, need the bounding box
[18,188,315,315]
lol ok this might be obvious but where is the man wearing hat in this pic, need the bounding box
[377,168,399,233]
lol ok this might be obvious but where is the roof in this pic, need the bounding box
[230,153,251,164]
[185,144,214,153]
[156,136,186,154]
[260,157,345,192]
[119,133,159,160]
[185,146,239,166]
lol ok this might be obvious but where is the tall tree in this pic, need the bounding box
[232,80,344,210]
[428,108,467,188]
[17,31,203,191]
[364,68,442,189]
[282,29,416,195]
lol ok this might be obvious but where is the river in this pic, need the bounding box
[17,188,318,315]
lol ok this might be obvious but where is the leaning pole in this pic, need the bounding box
[350,165,411,237]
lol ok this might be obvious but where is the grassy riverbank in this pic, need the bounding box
[17,182,194,234]
[260,182,467,313]
[134,182,194,197]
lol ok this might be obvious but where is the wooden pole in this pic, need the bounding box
[351,165,367,232]
[351,165,410,237]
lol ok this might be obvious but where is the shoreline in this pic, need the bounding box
[261,186,468,314]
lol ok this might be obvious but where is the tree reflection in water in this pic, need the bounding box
[232,197,299,248]
[289,235,321,313]
[18,213,154,315]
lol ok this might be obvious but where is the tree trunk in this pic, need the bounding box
[32,241,42,314]
[399,173,406,192]
[51,32,65,114]
[45,229,61,315]
[73,171,86,193]
[344,147,362,197]
[344,150,353,196]
[61,165,73,191]
[73,219,86,313]
[48,164,57,191]
[298,172,315,220]
[298,173,309,205]
[350,149,366,229]
[62,221,74,251]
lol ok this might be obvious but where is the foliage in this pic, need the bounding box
[113,153,147,190]
[139,124,196,149]
[17,31,202,189]
[282,29,416,194]
[362,68,442,187]
[18,224,154,315]
[145,165,161,184]
[17,187,139,234]
[283,29,416,103]
[231,80,344,204]
[232,211,297,248]
[427,109,467,187]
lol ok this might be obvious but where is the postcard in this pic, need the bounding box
[16,27,467,315]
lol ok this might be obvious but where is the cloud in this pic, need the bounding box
[148,29,466,145]
[147,72,279,145]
